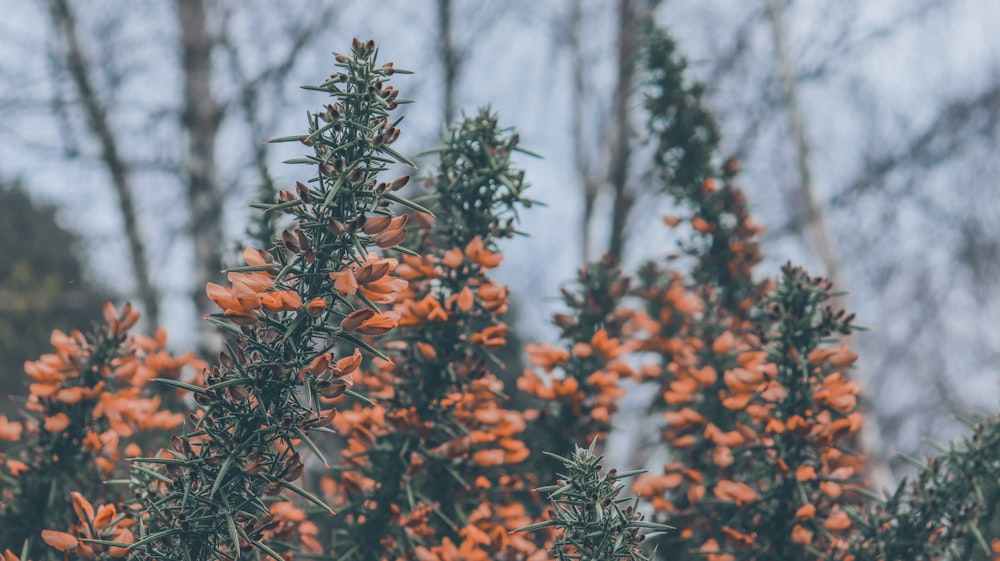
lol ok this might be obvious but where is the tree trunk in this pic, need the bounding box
[437,0,459,125]
[47,0,161,330]
[766,0,894,491]
[569,0,601,263]
[176,0,225,354]
[607,0,638,261]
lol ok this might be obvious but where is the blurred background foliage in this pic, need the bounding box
[0,184,109,414]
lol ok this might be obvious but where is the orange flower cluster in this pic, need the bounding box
[0,303,198,556]
[632,247,865,560]
[320,229,535,560]
[519,326,633,434]
[314,110,543,561]
[41,492,134,559]
[206,247,303,324]
[516,256,635,492]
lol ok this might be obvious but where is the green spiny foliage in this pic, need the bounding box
[516,440,671,561]
[126,39,422,561]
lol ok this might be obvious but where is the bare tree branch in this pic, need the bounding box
[768,79,1000,241]
[765,0,840,285]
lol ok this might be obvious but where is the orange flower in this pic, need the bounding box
[450,286,475,312]
[589,328,628,358]
[465,236,503,268]
[41,530,79,551]
[791,524,814,545]
[471,324,507,349]
[525,343,569,372]
[362,214,409,248]
[663,407,706,428]
[795,504,816,520]
[699,538,734,561]
[329,268,359,296]
[477,282,510,314]
[813,372,860,413]
[442,248,465,269]
[341,309,400,335]
[206,281,260,323]
[108,528,134,558]
[331,348,363,378]
[712,331,735,354]
[572,341,593,358]
[395,253,441,279]
[6,459,29,476]
[397,295,449,326]
[713,480,758,505]
[259,290,302,312]
[472,449,505,467]
[704,423,745,447]
[355,255,408,303]
[823,510,851,531]
[820,480,842,499]
[103,302,141,336]
[632,473,683,498]
[795,465,817,482]
[827,345,858,369]
[713,446,734,468]
[306,297,328,316]
[44,412,70,432]
[692,216,716,233]
[93,503,117,529]
[71,491,95,524]
[0,415,22,441]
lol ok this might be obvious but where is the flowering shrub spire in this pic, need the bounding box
[515,440,671,561]
[319,109,542,560]
[0,303,196,560]
[629,21,867,561]
[118,39,421,561]
[847,414,1000,560]
[518,254,636,479]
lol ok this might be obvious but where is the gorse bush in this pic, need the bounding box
[1,30,998,561]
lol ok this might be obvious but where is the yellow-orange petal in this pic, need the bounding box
[0,416,22,441]
[795,465,817,482]
[44,413,70,433]
[6,460,29,476]
[472,449,505,467]
[791,524,813,545]
[306,297,328,317]
[823,510,851,531]
[415,342,437,360]
[70,491,95,524]
[41,530,79,551]
[108,528,134,558]
[442,248,464,269]
[329,269,359,296]
[455,286,474,313]
[93,503,117,529]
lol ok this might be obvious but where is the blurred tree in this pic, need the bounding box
[47,0,159,330]
[0,183,109,414]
